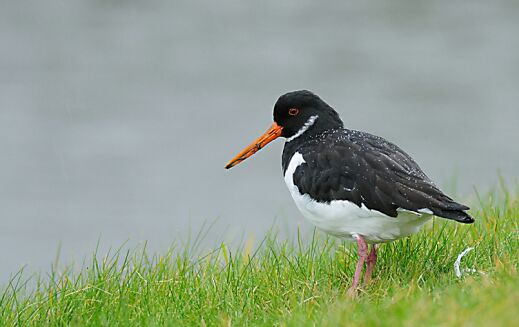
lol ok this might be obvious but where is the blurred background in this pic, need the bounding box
[0,0,518,282]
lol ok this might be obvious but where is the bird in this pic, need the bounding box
[225,90,474,295]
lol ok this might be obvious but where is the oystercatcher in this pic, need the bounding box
[225,90,474,295]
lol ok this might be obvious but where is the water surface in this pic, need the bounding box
[0,0,518,282]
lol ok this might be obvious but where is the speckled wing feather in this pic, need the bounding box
[287,129,474,223]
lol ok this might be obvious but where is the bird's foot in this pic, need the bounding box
[347,286,361,298]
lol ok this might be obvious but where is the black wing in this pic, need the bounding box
[289,129,474,223]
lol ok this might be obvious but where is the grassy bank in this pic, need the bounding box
[1,187,518,326]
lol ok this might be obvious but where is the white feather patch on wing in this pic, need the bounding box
[418,208,434,214]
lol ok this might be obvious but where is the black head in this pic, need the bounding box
[225,90,343,169]
[273,90,344,139]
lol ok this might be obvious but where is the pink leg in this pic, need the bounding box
[364,245,377,285]
[347,234,368,297]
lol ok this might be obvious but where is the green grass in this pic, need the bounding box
[1,186,518,326]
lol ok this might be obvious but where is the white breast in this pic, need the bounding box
[283,152,432,243]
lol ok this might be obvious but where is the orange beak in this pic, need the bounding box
[225,122,283,169]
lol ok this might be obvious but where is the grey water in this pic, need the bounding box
[0,0,518,283]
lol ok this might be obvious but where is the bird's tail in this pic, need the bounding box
[432,202,474,224]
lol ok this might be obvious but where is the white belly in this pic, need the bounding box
[284,152,432,243]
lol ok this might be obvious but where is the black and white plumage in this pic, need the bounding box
[282,128,472,242]
[225,90,474,293]
[283,128,473,222]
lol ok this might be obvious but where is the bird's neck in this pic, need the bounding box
[281,122,342,175]
[282,138,302,175]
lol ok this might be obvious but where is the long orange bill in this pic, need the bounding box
[225,122,283,169]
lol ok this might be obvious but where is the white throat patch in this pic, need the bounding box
[287,115,319,142]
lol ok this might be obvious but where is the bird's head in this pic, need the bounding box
[225,90,343,169]
[273,90,343,139]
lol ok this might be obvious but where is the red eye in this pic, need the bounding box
[288,108,300,116]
